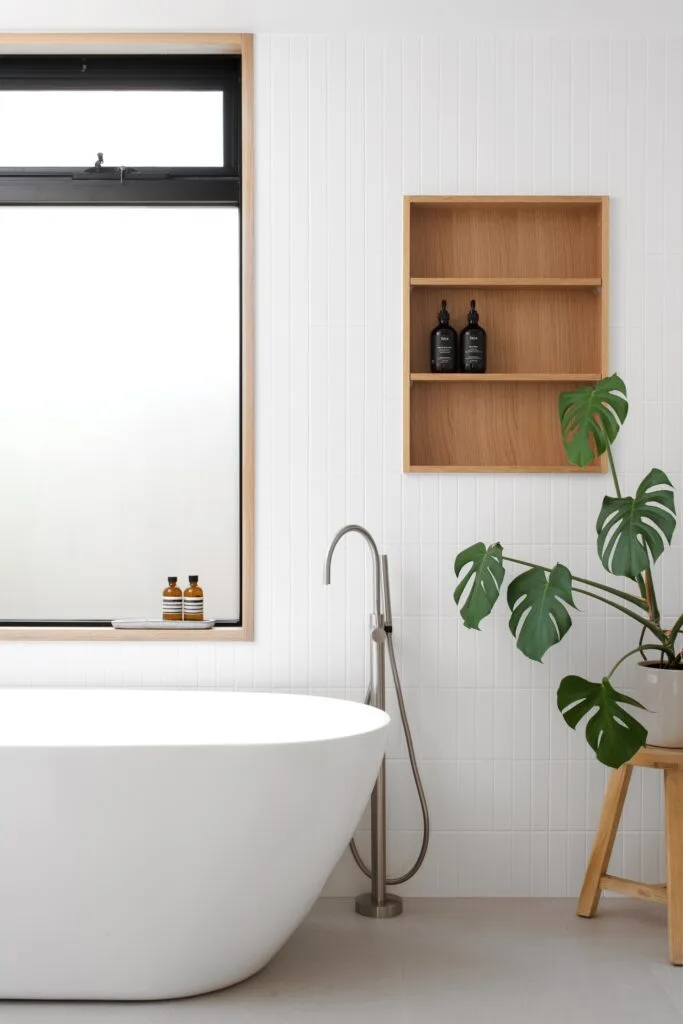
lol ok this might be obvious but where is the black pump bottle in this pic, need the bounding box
[430,299,458,373]
[460,299,487,373]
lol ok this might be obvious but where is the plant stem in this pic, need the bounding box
[606,644,666,680]
[668,613,683,648]
[572,577,648,610]
[643,567,661,624]
[571,586,669,642]
[604,435,622,499]
[502,555,648,609]
[637,625,648,659]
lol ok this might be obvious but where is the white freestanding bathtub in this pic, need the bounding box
[0,688,389,1001]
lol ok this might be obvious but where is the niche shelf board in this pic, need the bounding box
[410,277,603,289]
[409,372,600,383]
[403,195,609,473]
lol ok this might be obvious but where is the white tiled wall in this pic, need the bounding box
[1,30,682,896]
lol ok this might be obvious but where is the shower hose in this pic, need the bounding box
[349,630,430,886]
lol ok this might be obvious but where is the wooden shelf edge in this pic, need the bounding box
[0,626,250,641]
[405,195,606,206]
[406,464,605,474]
[410,277,602,288]
[410,373,601,383]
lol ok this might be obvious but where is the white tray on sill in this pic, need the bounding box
[112,619,216,630]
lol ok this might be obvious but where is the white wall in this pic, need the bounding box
[1,0,682,34]
[0,8,681,896]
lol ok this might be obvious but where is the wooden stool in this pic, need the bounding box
[578,746,683,964]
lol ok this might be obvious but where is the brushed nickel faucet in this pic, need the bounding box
[324,525,413,919]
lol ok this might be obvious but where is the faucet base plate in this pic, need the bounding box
[355,893,403,919]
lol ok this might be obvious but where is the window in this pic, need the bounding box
[0,54,241,201]
[0,40,253,637]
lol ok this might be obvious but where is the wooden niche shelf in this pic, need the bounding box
[403,196,609,473]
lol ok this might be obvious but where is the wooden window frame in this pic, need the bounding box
[0,34,254,641]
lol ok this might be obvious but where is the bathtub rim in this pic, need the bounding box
[0,687,391,749]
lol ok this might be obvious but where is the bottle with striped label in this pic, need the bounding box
[183,575,204,621]
[162,576,182,621]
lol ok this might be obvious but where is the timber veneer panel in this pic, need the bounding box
[410,286,601,376]
[403,195,609,473]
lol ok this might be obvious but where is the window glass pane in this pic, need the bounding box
[0,206,240,620]
[0,91,224,166]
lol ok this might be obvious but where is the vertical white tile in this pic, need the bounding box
[439,37,459,192]
[419,544,440,617]
[551,38,571,190]
[457,38,478,193]
[493,689,514,759]
[401,36,421,194]
[308,39,328,329]
[570,38,591,194]
[645,39,666,257]
[588,38,609,193]
[663,38,683,258]
[513,36,533,193]
[532,38,552,193]
[419,35,440,194]
[512,759,532,829]
[530,832,550,896]
[346,37,366,328]
[548,832,568,896]
[419,616,440,688]
[512,832,532,896]
[495,37,516,192]
[493,760,513,830]
[456,689,477,759]
[531,759,551,829]
[476,36,497,193]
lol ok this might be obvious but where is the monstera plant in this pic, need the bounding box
[453,374,681,769]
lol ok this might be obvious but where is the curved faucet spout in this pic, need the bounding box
[324,524,382,622]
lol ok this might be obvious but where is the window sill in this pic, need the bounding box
[0,626,252,642]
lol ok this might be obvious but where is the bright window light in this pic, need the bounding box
[0,206,241,620]
[0,91,225,167]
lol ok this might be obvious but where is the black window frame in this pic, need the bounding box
[0,53,243,628]
[0,54,241,204]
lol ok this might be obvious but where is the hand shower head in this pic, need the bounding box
[381,555,393,630]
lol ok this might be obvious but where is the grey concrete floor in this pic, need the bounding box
[1,898,683,1023]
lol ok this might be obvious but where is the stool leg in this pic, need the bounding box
[665,768,683,966]
[577,764,633,918]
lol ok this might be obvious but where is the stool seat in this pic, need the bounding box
[578,745,683,965]
[631,747,683,768]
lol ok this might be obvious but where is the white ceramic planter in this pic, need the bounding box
[633,663,683,748]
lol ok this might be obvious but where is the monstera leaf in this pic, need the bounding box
[597,468,676,578]
[559,374,628,467]
[557,675,647,768]
[507,564,576,662]
[454,542,505,629]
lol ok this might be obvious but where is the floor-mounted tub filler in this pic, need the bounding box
[0,688,388,1000]
[325,525,430,919]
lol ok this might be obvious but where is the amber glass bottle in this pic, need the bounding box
[183,575,204,621]
[162,576,182,621]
